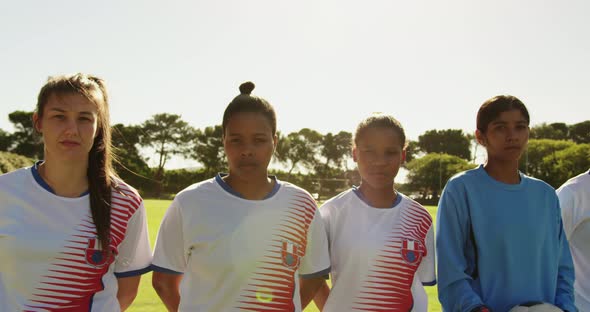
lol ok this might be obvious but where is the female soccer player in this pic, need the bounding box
[151,82,330,311]
[314,114,435,312]
[557,169,590,312]
[436,95,576,312]
[0,73,152,311]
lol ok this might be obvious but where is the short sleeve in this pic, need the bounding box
[299,207,330,278]
[417,225,436,286]
[318,202,332,251]
[114,200,152,277]
[557,186,577,239]
[151,198,187,274]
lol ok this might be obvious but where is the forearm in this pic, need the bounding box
[300,276,324,309]
[152,271,182,311]
[312,280,330,311]
[156,289,180,312]
[117,276,140,311]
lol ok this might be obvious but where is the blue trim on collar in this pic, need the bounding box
[215,173,280,199]
[32,161,89,197]
[352,186,402,208]
[32,161,55,194]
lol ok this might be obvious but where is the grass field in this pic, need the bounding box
[128,200,441,312]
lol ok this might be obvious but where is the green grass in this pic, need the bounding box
[129,200,441,311]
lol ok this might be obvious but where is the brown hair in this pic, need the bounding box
[36,73,116,253]
[477,95,530,133]
[222,81,277,136]
[354,114,406,149]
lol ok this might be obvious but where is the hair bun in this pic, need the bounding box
[239,81,255,95]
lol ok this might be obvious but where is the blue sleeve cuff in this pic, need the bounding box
[114,265,152,278]
[300,267,331,279]
[422,279,436,286]
[150,264,184,275]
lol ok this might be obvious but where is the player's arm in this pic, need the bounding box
[300,276,325,309]
[436,184,485,312]
[117,275,141,310]
[151,198,188,311]
[152,271,183,311]
[312,279,330,311]
[299,196,331,309]
[113,197,153,311]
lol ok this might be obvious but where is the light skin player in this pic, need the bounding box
[0,73,151,311]
[151,81,329,311]
[314,114,435,312]
[436,95,576,312]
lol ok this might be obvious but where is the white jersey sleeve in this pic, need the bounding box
[152,198,187,274]
[299,205,330,278]
[114,200,152,276]
[557,185,577,239]
[416,225,436,285]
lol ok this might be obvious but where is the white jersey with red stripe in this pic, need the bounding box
[0,165,152,311]
[320,188,435,312]
[151,175,330,312]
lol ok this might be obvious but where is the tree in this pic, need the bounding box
[0,129,11,151]
[568,120,590,144]
[274,128,322,177]
[111,124,151,191]
[466,133,478,163]
[319,131,352,171]
[8,111,43,159]
[519,139,574,178]
[139,114,196,196]
[0,151,34,174]
[193,125,226,175]
[530,122,569,140]
[544,144,590,188]
[405,153,476,202]
[417,129,471,160]
[404,140,422,164]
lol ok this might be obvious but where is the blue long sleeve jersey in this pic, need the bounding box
[436,165,576,312]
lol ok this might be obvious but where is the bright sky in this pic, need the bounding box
[1,0,589,170]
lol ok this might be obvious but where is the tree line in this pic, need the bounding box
[1,111,589,202]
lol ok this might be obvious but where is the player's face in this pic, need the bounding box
[353,127,406,190]
[476,109,529,164]
[34,93,99,164]
[223,112,277,180]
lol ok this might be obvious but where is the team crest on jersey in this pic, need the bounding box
[400,239,425,264]
[85,237,114,268]
[281,240,301,268]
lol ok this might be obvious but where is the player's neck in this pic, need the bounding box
[223,173,275,200]
[483,160,520,184]
[39,158,89,197]
[358,183,398,209]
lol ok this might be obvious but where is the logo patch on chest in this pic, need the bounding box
[400,239,425,264]
[85,237,114,268]
[281,240,302,268]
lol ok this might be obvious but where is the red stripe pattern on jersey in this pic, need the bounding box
[24,184,141,312]
[236,192,316,311]
[353,201,432,311]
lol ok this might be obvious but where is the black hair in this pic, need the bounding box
[477,95,530,133]
[222,81,277,136]
[354,114,406,149]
